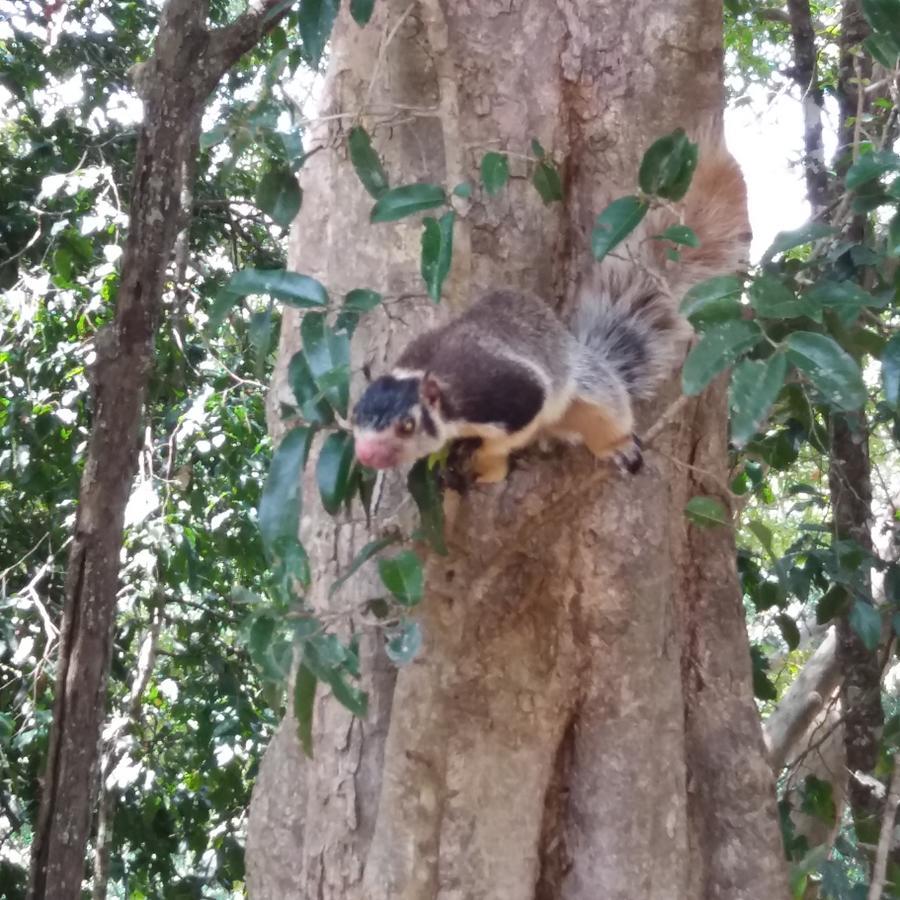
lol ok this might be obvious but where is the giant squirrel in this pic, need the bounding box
[352,134,749,483]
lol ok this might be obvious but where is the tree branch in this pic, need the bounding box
[763,628,841,771]
[869,754,900,900]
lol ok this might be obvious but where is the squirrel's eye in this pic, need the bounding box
[397,417,416,436]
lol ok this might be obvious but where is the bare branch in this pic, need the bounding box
[763,628,841,771]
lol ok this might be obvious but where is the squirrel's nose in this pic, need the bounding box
[354,436,397,469]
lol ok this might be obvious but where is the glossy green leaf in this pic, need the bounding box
[316,431,356,515]
[385,620,423,665]
[591,196,648,262]
[248,308,275,373]
[301,313,351,416]
[350,0,375,25]
[294,664,317,758]
[226,268,328,307]
[845,149,900,189]
[452,182,472,198]
[682,321,762,396]
[684,496,729,528]
[762,222,833,259]
[330,535,402,596]
[370,184,446,223]
[749,274,821,321]
[786,332,866,412]
[804,280,879,323]
[288,349,334,425]
[257,167,302,227]
[865,31,900,67]
[532,160,563,204]
[348,126,389,198]
[657,224,699,247]
[378,550,424,606]
[298,0,340,67]
[407,459,446,555]
[420,210,455,302]
[481,152,509,195]
[259,427,314,555]
[638,128,698,201]
[729,354,788,447]
[883,333,900,409]
[303,636,368,717]
[849,600,881,651]
[680,274,743,324]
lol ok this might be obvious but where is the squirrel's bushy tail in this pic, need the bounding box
[574,132,750,400]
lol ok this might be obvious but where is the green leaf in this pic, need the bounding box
[845,149,900,189]
[531,138,546,158]
[816,584,849,624]
[257,167,302,228]
[682,321,762,396]
[861,0,900,51]
[865,31,900,68]
[680,275,743,324]
[385,620,423,665]
[294,664,317,758]
[532,160,563,204]
[452,182,472,198]
[638,128,698,201]
[301,313,351,416]
[370,184,446,223]
[888,211,900,257]
[343,288,383,313]
[882,333,900,409]
[348,126,389,198]
[350,0,375,25]
[226,268,328,307]
[747,520,775,556]
[656,224,699,247]
[316,431,356,515]
[801,775,837,827]
[785,332,866,412]
[804,280,880,328]
[407,459,446,555]
[420,210,455,302]
[591,196,648,262]
[684,496,728,528]
[481,152,509,195]
[776,613,801,651]
[259,427,314,556]
[729,354,788,447]
[762,222,834,259]
[297,0,340,67]
[749,274,821,322]
[885,563,900,605]
[378,550,425,606]
[751,645,778,700]
[849,600,881,651]
[330,535,402,596]
[249,309,275,373]
[303,637,368,717]
[288,350,334,425]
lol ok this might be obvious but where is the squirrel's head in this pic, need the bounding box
[352,372,450,470]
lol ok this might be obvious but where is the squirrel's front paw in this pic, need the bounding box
[613,435,643,475]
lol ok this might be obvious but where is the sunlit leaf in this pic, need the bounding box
[680,274,743,324]
[684,496,728,527]
[378,550,424,606]
[786,332,866,412]
[682,321,762,396]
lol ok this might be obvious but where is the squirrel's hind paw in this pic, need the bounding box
[613,435,643,475]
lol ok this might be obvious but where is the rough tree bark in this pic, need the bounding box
[246,1,789,897]
[27,2,292,897]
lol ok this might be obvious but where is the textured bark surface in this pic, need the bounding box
[246,1,789,897]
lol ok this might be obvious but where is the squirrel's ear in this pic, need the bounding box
[420,374,441,407]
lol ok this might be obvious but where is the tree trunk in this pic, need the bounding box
[27,2,292,896]
[246,1,789,897]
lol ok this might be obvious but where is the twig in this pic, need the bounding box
[868,752,900,900]
[362,2,417,114]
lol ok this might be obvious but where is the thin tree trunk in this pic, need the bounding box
[247,1,788,897]
[27,3,291,896]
